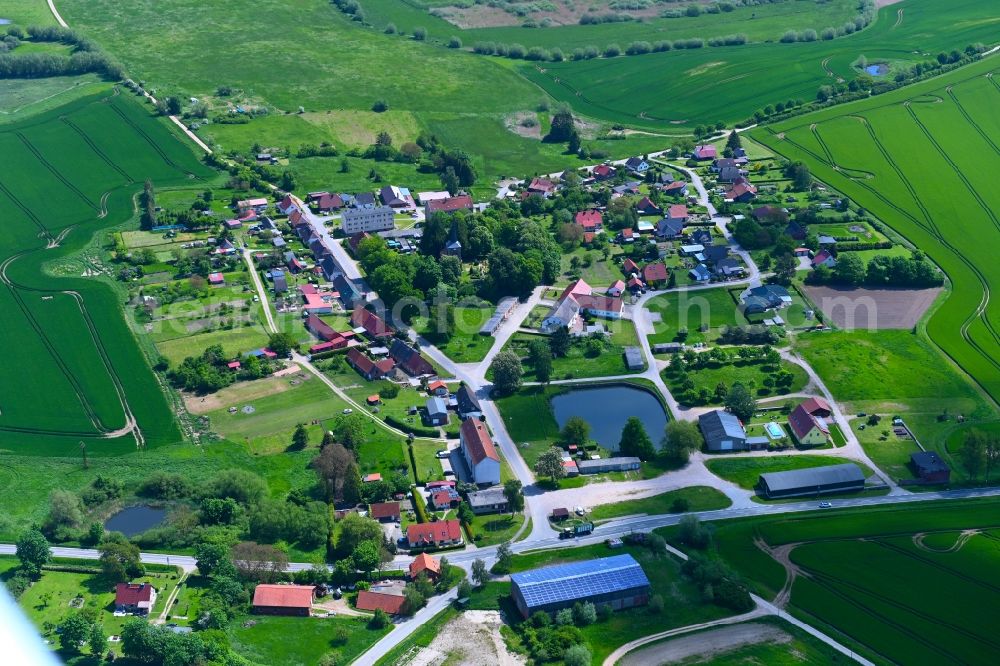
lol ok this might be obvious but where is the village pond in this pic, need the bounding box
[551,384,668,451]
[104,505,167,537]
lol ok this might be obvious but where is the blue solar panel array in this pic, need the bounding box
[511,554,650,609]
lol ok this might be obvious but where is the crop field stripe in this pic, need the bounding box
[871,538,1000,595]
[105,100,183,172]
[944,85,1000,158]
[798,571,972,663]
[0,177,52,240]
[60,116,134,183]
[766,108,1000,394]
[13,132,99,211]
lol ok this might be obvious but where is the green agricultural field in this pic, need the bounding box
[757,58,1000,411]
[521,0,1000,131]
[227,615,390,666]
[678,498,1000,664]
[0,89,212,456]
[705,454,870,490]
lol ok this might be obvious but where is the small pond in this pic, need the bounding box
[104,506,167,536]
[551,384,668,451]
[0,19,11,25]
[865,63,889,76]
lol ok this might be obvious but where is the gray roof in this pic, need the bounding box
[760,463,865,493]
[456,384,482,415]
[511,554,650,610]
[577,457,641,472]
[699,410,746,447]
[467,488,507,508]
[689,264,712,281]
[911,451,949,473]
[656,218,684,237]
[624,346,644,369]
[426,396,448,416]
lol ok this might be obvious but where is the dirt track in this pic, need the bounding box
[802,285,941,329]
[619,622,791,665]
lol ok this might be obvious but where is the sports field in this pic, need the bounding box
[522,0,1000,130]
[0,89,212,454]
[757,57,1000,407]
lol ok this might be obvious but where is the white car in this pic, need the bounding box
[342,408,353,415]
[819,501,833,508]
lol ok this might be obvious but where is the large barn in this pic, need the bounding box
[251,584,315,616]
[758,463,865,499]
[510,554,651,618]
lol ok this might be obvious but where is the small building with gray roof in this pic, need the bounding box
[699,410,748,452]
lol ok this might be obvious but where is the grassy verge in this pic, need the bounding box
[588,486,731,522]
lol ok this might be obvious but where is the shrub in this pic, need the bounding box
[369,608,390,629]
[448,36,462,49]
[384,23,396,34]
[555,608,574,626]
[507,43,526,59]
[780,30,799,43]
[604,43,621,58]
[413,27,427,41]
[372,99,388,112]
[564,644,591,666]
[821,27,836,40]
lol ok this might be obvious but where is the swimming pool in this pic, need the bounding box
[765,422,784,439]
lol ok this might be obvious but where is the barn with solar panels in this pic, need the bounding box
[510,554,651,618]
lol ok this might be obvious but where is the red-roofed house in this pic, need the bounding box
[622,258,640,276]
[310,338,346,354]
[574,294,624,319]
[620,228,635,243]
[277,195,298,215]
[369,501,401,522]
[662,180,689,196]
[115,583,157,615]
[636,197,662,216]
[812,249,836,269]
[787,403,830,446]
[527,177,557,197]
[252,584,315,616]
[347,348,395,380]
[667,204,688,222]
[431,490,455,510]
[592,164,615,180]
[363,473,382,483]
[227,361,241,371]
[628,276,645,292]
[726,181,758,203]
[643,263,669,287]
[693,145,718,160]
[406,519,463,549]
[409,553,441,581]
[317,193,344,213]
[800,396,832,418]
[306,314,337,342]
[607,280,626,297]
[356,590,406,615]
[351,308,394,339]
[426,194,474,215]
[208,272,225,286]
[575,210,603,231]
[427,380,448,396]
[460,418,500,485]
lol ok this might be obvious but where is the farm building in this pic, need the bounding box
[426,194,473,216]
[758,463,866,499]
[577,457,641,474]
[115,583,157,615]
[389,339,434,376]
[425,397,449,426]
[346,348,395,380]
[624,347,645,371]
[460,418,501,485]
[910,451,951,483]
[251,584,315,616]
[356,588,405,615]
[480,297,519,335]
[456,384,483,418]
[351,307,394,339]
[699,410,749,452]
[467,487,509,514]
[510,554,651,618]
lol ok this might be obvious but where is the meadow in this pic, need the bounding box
[646,286,744,345]
[227,615,390,666]
[0,89,212,455]
[757,58,1000,410]
[521,0,1000,131]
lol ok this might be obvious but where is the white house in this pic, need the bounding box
[341,206,395,235]
[460,418,500,486]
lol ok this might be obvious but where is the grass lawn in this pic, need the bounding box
[507,542,735,663]
[227,615,390,666]
[503,319,641,381]
[852,417,921,482]
[155,323,271,365]
[523,304,550,329]
[414,307,497,364]
[469,512,525,547]
[588,486,731,522]
[645,287,743,346]
[410,440,445,484]
[706,455,872,491]
[16,563,182,651]
[555,245,624,289]
[202,374,350,453]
